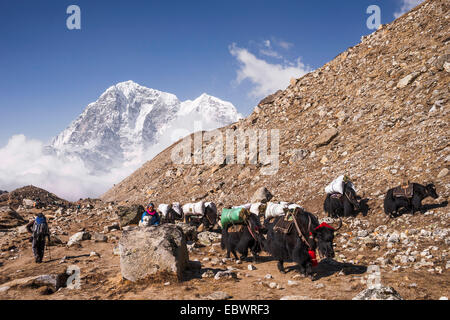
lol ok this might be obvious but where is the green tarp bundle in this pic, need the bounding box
[221,208,250,228]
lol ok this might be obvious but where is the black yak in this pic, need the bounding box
[384,183,438,217]
[264,208,341,278]
[220,213,266,262]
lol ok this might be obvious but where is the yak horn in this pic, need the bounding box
[334,217,343,231]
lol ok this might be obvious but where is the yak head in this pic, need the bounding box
[311,218,342,259]
[247,213,267,251]
[425,183,439,199]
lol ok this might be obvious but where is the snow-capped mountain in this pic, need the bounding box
[50,81,242,173]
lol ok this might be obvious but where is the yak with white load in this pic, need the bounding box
[182,201,217,230]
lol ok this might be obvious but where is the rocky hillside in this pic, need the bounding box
[103,0,449,212]
[0,185,69,209]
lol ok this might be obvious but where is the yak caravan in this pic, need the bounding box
[0,0,449,308]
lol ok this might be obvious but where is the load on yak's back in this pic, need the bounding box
[220,206,266,262]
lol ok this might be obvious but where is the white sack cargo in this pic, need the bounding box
[172,202,183,216]
[288,203,303,211]
[265,202,289,219]
[182,201,205,217]
[325,175,356,194]
[232,203,252,210]
[158,204,171,218]
[249,203,265,216]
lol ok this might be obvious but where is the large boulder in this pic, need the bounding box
[0,206,26,229]
[119,224,189,282]
[353,286,403,300]
[175,222,198,242]
[251,187,273,203]
[23,199,36,209]
[116,205,144,227]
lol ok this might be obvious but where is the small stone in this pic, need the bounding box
[264,274,273,279]
[206,291,232,300]
[201,270,215,278]
[269,282,277,289]
[248,264,257,271]
[437,168,448,179]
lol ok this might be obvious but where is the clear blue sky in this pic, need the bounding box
[0,0,411,146]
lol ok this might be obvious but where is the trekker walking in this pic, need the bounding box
[26,213,51,263]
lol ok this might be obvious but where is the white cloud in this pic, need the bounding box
[229,43,311,99]
[275,39,293,50]
[0,135,137,201]
[0,110,243,202]
[394,0,424,18]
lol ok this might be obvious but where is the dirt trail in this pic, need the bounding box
[1,197,448,300]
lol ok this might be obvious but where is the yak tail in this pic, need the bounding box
[220,225,228,250]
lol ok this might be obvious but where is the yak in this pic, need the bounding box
[185,202,217,231]
[384,183,439,217]
[220,213,266,262]
[324,184,360,218]
[264,208,341,278]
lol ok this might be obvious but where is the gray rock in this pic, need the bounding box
[358,230,369,238]
[197,231,221,246]
[353,286,402,300]
[205,291,232,300]
[438,168,448,179]
[119,224,189,282]
[201,270,215,278]
[388,233,400,243]
[116,205,145,227]
[251,187,273,203]
[312,128,339,147]
[0,286,10,293]
[93,233,107,242]
[214,270,237,280]
[175,222,198,242]
[397,72,420,88]
[32,273,70,291]
[67,231,91,247]
[280,295,311,300]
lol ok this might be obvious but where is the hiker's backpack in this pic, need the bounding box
[32,215,49,241]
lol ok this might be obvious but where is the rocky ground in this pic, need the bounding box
[0,0,449,301]
[0,194,448,300]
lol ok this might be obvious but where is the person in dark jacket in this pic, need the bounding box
[26,213,51,263]
[141,203,160,226]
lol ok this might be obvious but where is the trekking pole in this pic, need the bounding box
[47,243,51,262]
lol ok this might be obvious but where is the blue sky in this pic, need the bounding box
[0,0,421,146]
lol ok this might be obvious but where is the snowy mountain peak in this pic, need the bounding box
[50,81,242,174]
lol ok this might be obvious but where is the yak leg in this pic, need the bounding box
[231,249,239,260]
[412,196,423,214]
[343,200,353,217]
[277,260,286,274]
[225,247,231,258]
